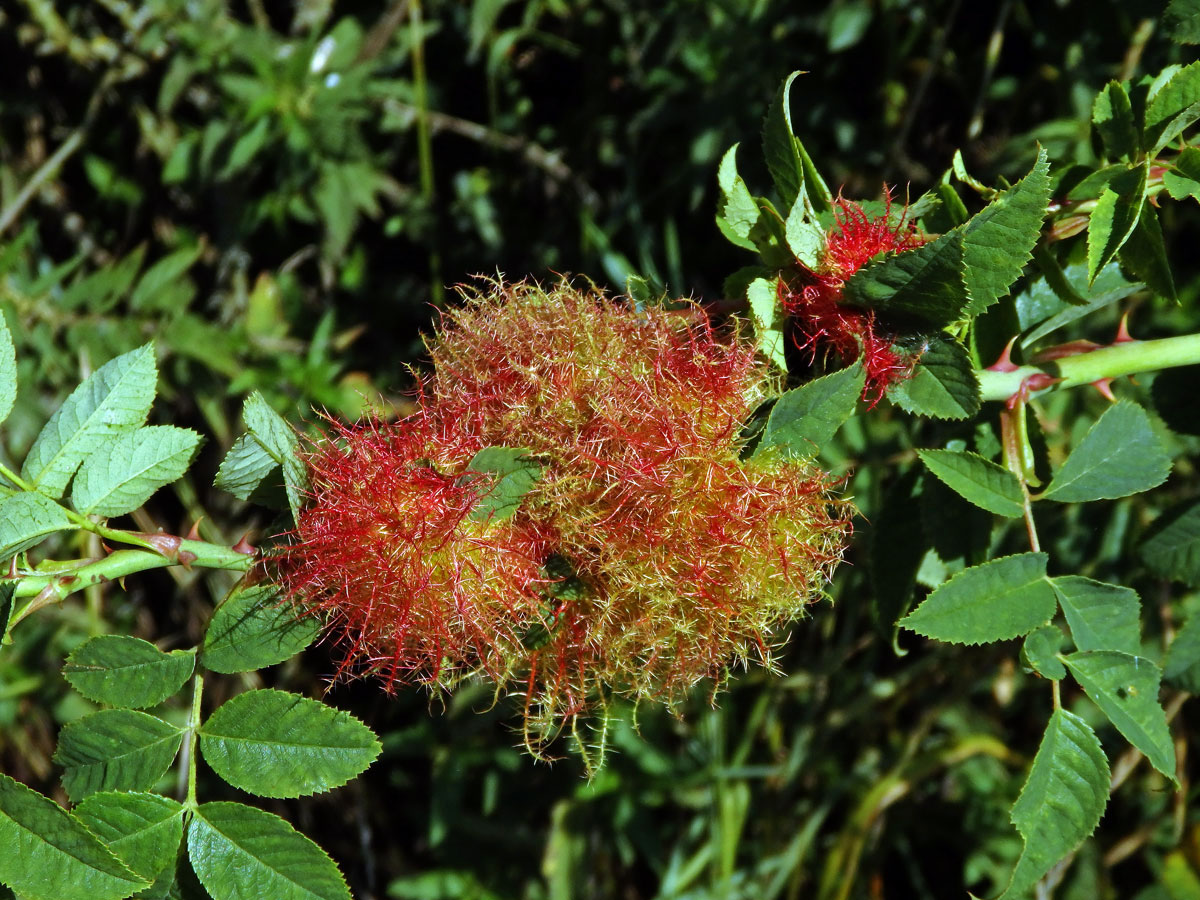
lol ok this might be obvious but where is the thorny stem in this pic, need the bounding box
[4,540,255,632]
[976,333,1200,403]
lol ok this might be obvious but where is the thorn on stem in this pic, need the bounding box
[233,533,257,556]
[178,550,198,570]
[1091,378,1117,402]
[987,337,1020,373]
[1114,312,1135,344]
[186,519,204,542]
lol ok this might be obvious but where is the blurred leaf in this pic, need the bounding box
[1062,650,1176,782]
[1019,262,1141,348]
[1164,614,1200,693]
[916,449,1024,518]
[0,773,147,900]
[21,344,157,498]
[0,311,15,427]
[1041,402,1171,502]
[63,636,195,709]
[887,335,981,420]
[201,584,321,675]
[74,792,184,885]
[1086,163,1146,285]
[1051,576,1141,655]
[870,469,927,634]
[187,802,350,900]
[960,148,1051,317]
[0,492,72,562]
[199,689,380,798]
[461,447,542,523]
[842,230,967,325]
[826,0,871,52]
[1151,366,1200,436]
[54,710,183,802]
[1092,81,1139,161]
[71,426,201,517]
[130,246,202,312]
[1165,0,1200,43]
[900,553,1055,645]
[756,362,864,459]
[1141,499,1200,586]
[999,709,1109,899]
[1022,625,1067,679]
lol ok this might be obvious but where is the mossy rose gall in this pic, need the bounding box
[283,279,852,756]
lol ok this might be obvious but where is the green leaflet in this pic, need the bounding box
[71,425,202,517]
[1164,147,1200,202]
[461,447,543,523]
[1140,499,1200,586]
[1021,625,1067,680]
[899,553,1056,645]
[960,148,1051,318]
[1164,614,1200,693]
[841,229,967,326]
[0,311,14,428]
[761,71,807,212]
[916,448,1024,518]
[1017,261,1142,348]
[998,709,1109,900]
[21,344,157,498]
[241,391,307,524]
[784,198,825,269]
[74,792,184,885]
[1050,576,1142,655]
[54,710,183,802]
[199,689,381,798]
[886,335,981,420]
[716,143,761,253]
[187,801,350,900]
[754,363,864,460]
[0,773,148,900]
[1062,650,1177,782]
[202,584,321,675]
[63,635,195,709]
[1085,163,1146,285]
[746,276,788,370]
[1119,200,1177,301]
[0,492,73,562]
[1092,81,1139,161]
[214,433,283,502]
[1041,401,1171,502]
[1165,0,1200,43]
[1144,60,1200,153]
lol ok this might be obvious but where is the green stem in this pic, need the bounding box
[5,540,255,629]
[976,333,1200,402]
[181,671,205,810]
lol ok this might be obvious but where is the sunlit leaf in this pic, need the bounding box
[1041,401,1170,502]
[916,449,1024,518]
[63,635,195,709]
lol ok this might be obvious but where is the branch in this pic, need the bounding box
[976,333,1200,403]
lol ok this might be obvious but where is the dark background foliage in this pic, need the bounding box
[1,1,1197,898]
